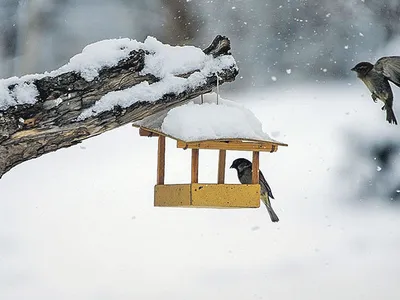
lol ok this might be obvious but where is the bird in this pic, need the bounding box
[230,158,279,222]
[351,56,400,125]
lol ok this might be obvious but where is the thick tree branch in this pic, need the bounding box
[0,35,238,178]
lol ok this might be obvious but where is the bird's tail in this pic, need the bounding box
[386,105,398,125]
[261,193,279,222]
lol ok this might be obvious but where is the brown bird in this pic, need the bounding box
[351,56,400,125]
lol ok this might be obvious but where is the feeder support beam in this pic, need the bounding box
[157,136,166,185]
[252,151,259,184]
[218,149,226,184]
[191,149,199,183]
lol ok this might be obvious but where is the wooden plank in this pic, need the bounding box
[191,184,260,208]
[154,184,260,208]
[177,140,277,152]
[139,127,159,137]
[154,184,191,206]
[134,124,288,148]
[157,136,166,185]
[188,137,288,147]
[252,151,259,184]
[218,150,226,184]
[191,149,199,183]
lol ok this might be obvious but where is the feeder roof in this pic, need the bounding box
[133,93,288,148]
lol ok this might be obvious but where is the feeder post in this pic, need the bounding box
[218,150,226,184]
[191,149,199,183]
[252,151,259,184]
[157,136,166,185]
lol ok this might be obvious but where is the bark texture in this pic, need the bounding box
[0,35,238,178]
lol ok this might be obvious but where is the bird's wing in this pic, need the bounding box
[259,170,275,199]
[374,56,400,87]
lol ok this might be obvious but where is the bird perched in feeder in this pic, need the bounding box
[230,158,279,222]
[351,56,400,125]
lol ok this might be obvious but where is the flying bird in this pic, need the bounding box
[230,158,279,222]
[351,56,400,125]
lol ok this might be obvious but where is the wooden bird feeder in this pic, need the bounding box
[132,128,287,209]
[132,94,288,208]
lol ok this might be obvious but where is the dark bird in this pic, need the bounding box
[230,158,279,222]
[351,56,400,125]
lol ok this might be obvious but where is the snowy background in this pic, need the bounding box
[1,1,400,300]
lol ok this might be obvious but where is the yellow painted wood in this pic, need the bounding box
[191,184,260,208]
[154,184,260,208]
[154,184,191,206]
[177,140,279,152]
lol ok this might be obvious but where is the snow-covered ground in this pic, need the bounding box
[1,82,400,300]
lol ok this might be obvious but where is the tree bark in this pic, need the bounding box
[0,35,238,178]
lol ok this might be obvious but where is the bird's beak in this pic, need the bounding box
[351,67,356,71]
[229,164,234,169]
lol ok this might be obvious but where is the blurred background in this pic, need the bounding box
[2,1,400,299]
[2,0,400,86]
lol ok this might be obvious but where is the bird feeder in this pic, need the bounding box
[132,93,288,208]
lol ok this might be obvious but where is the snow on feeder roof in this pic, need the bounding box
[133,93,288,151]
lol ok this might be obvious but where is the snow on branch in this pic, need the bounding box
[0,35,238,178]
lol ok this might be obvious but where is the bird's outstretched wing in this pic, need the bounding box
[375,56,400,87]
[259,170,275,199]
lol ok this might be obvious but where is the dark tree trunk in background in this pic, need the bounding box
[160,0,203,44]
[364,0,400,41]
[0,35,238,178]
[15,0,70,76]
[0,0,19,77]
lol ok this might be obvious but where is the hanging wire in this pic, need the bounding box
[216,73,220,105]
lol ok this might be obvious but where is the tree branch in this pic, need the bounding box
[0,35,238,178]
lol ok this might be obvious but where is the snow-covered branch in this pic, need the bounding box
[0,35,238,178]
